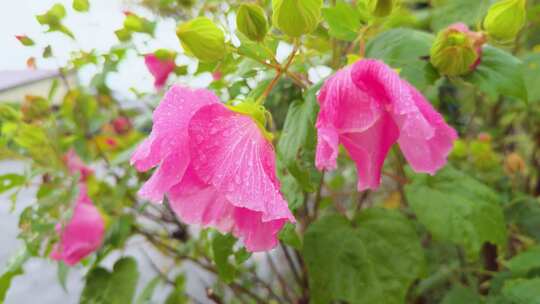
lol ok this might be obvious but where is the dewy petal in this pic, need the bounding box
[397,83,458,173]
[351,59,457,175]
[51,184,104,266]
[145,54,175,89]
[131,85,219,202]
[316,66,383,171]
[188,103,294,223]
[341,112,399,191]
[169,166,288,252]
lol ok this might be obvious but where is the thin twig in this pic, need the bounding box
[280,243,302,287]
[266,253,296,303]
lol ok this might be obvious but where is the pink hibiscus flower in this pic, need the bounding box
[145,54,175,89]
[131,85,294,252]
[51,184,105,265]
[316,59,457,191]
[64,149,93,182]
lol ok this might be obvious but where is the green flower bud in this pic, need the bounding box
[367,0,396,17]
[272,0,322,37]
[483,0,527,42]
[176,17,226,62]
[430,23,485,76]
[237,4,268,41]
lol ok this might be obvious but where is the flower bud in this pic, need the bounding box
[484,0,527,42]
[430,23,486,76]
[367,0,396,17]
[176,17,226,62]
[272,0,322,37]
[237,4,268,41]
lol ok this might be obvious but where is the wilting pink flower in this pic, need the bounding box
[145,54,175,89]
[64,149,93,182]
[51,184,105,265]
[131,85,294,251]
[316,59,457,191]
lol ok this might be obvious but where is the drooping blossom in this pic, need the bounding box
[51,184,105,265]
[64,148,93,182]
[131,85,294,252]
[316,59,457,191]
[144,54,175,89]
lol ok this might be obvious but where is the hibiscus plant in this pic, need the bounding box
[2,0,540,303]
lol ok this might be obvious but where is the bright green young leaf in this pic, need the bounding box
[431,0,490,31]
[80,257,139,304]
[501,278,540,304]
[35,4,74,39]
[15,35,34,46]
[304,208,424,304]
[57,262,69,291]
[0,174,25,194]
[322,0,362,41]
[441,285,483,304]
[365,28,438,89]
[465,46,528,102]
[277,83,322,192]
[211,233,236,283]
[0,246,30,303]
[124,14,155,35]
[164,275,188,304]
[236,32,275,63]
[505,245,540,275]
[405,166,507,259]
[73,0,90,12]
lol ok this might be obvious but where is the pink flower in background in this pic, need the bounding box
[131,85,294,251]
[144,54,175,89]
[64,149,93,182]
[51,184,105,265]
[316,59,457,191]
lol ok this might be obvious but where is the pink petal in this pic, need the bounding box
[341,112,399,191]
[351,59,457,175]
[188,103,294,223]
[315,67,383,171]
[131,86,219,202]
[145,54,175,89]
[169,166,287,252]
[51,184,104,266]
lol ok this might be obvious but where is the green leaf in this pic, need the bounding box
[322,0,362,41]
[35,4,74,39]
[506,196,540,241]
[505,245,540,276]
[164,275,188,304]
[104,214,134,248]
[405,166,507,259]
[277,83,322,192]
[57,262,69,291]
[0,246,30,303]
[73,0,90,12]
[501,278,540,304]
[211,233,236,283]
[43,45,52,58]
[465,46,528,102]
[236,32,275,63]
[124,14,155,35]
[441,285,483,304]
[135,276,161,304]
[365,28,438,90]
[303,208,424,304]
[523,53,540,103]
[278,223,302,250]
[431,0,490,31]
[0,174,25,194]
[80,257,139,304]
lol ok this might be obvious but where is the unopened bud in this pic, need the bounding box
[484,0,527,42]
[367,0,396,17]
[430,23,486,76]
[176,17,226,62]
[237,4,268,42]
[272,0,322,37]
